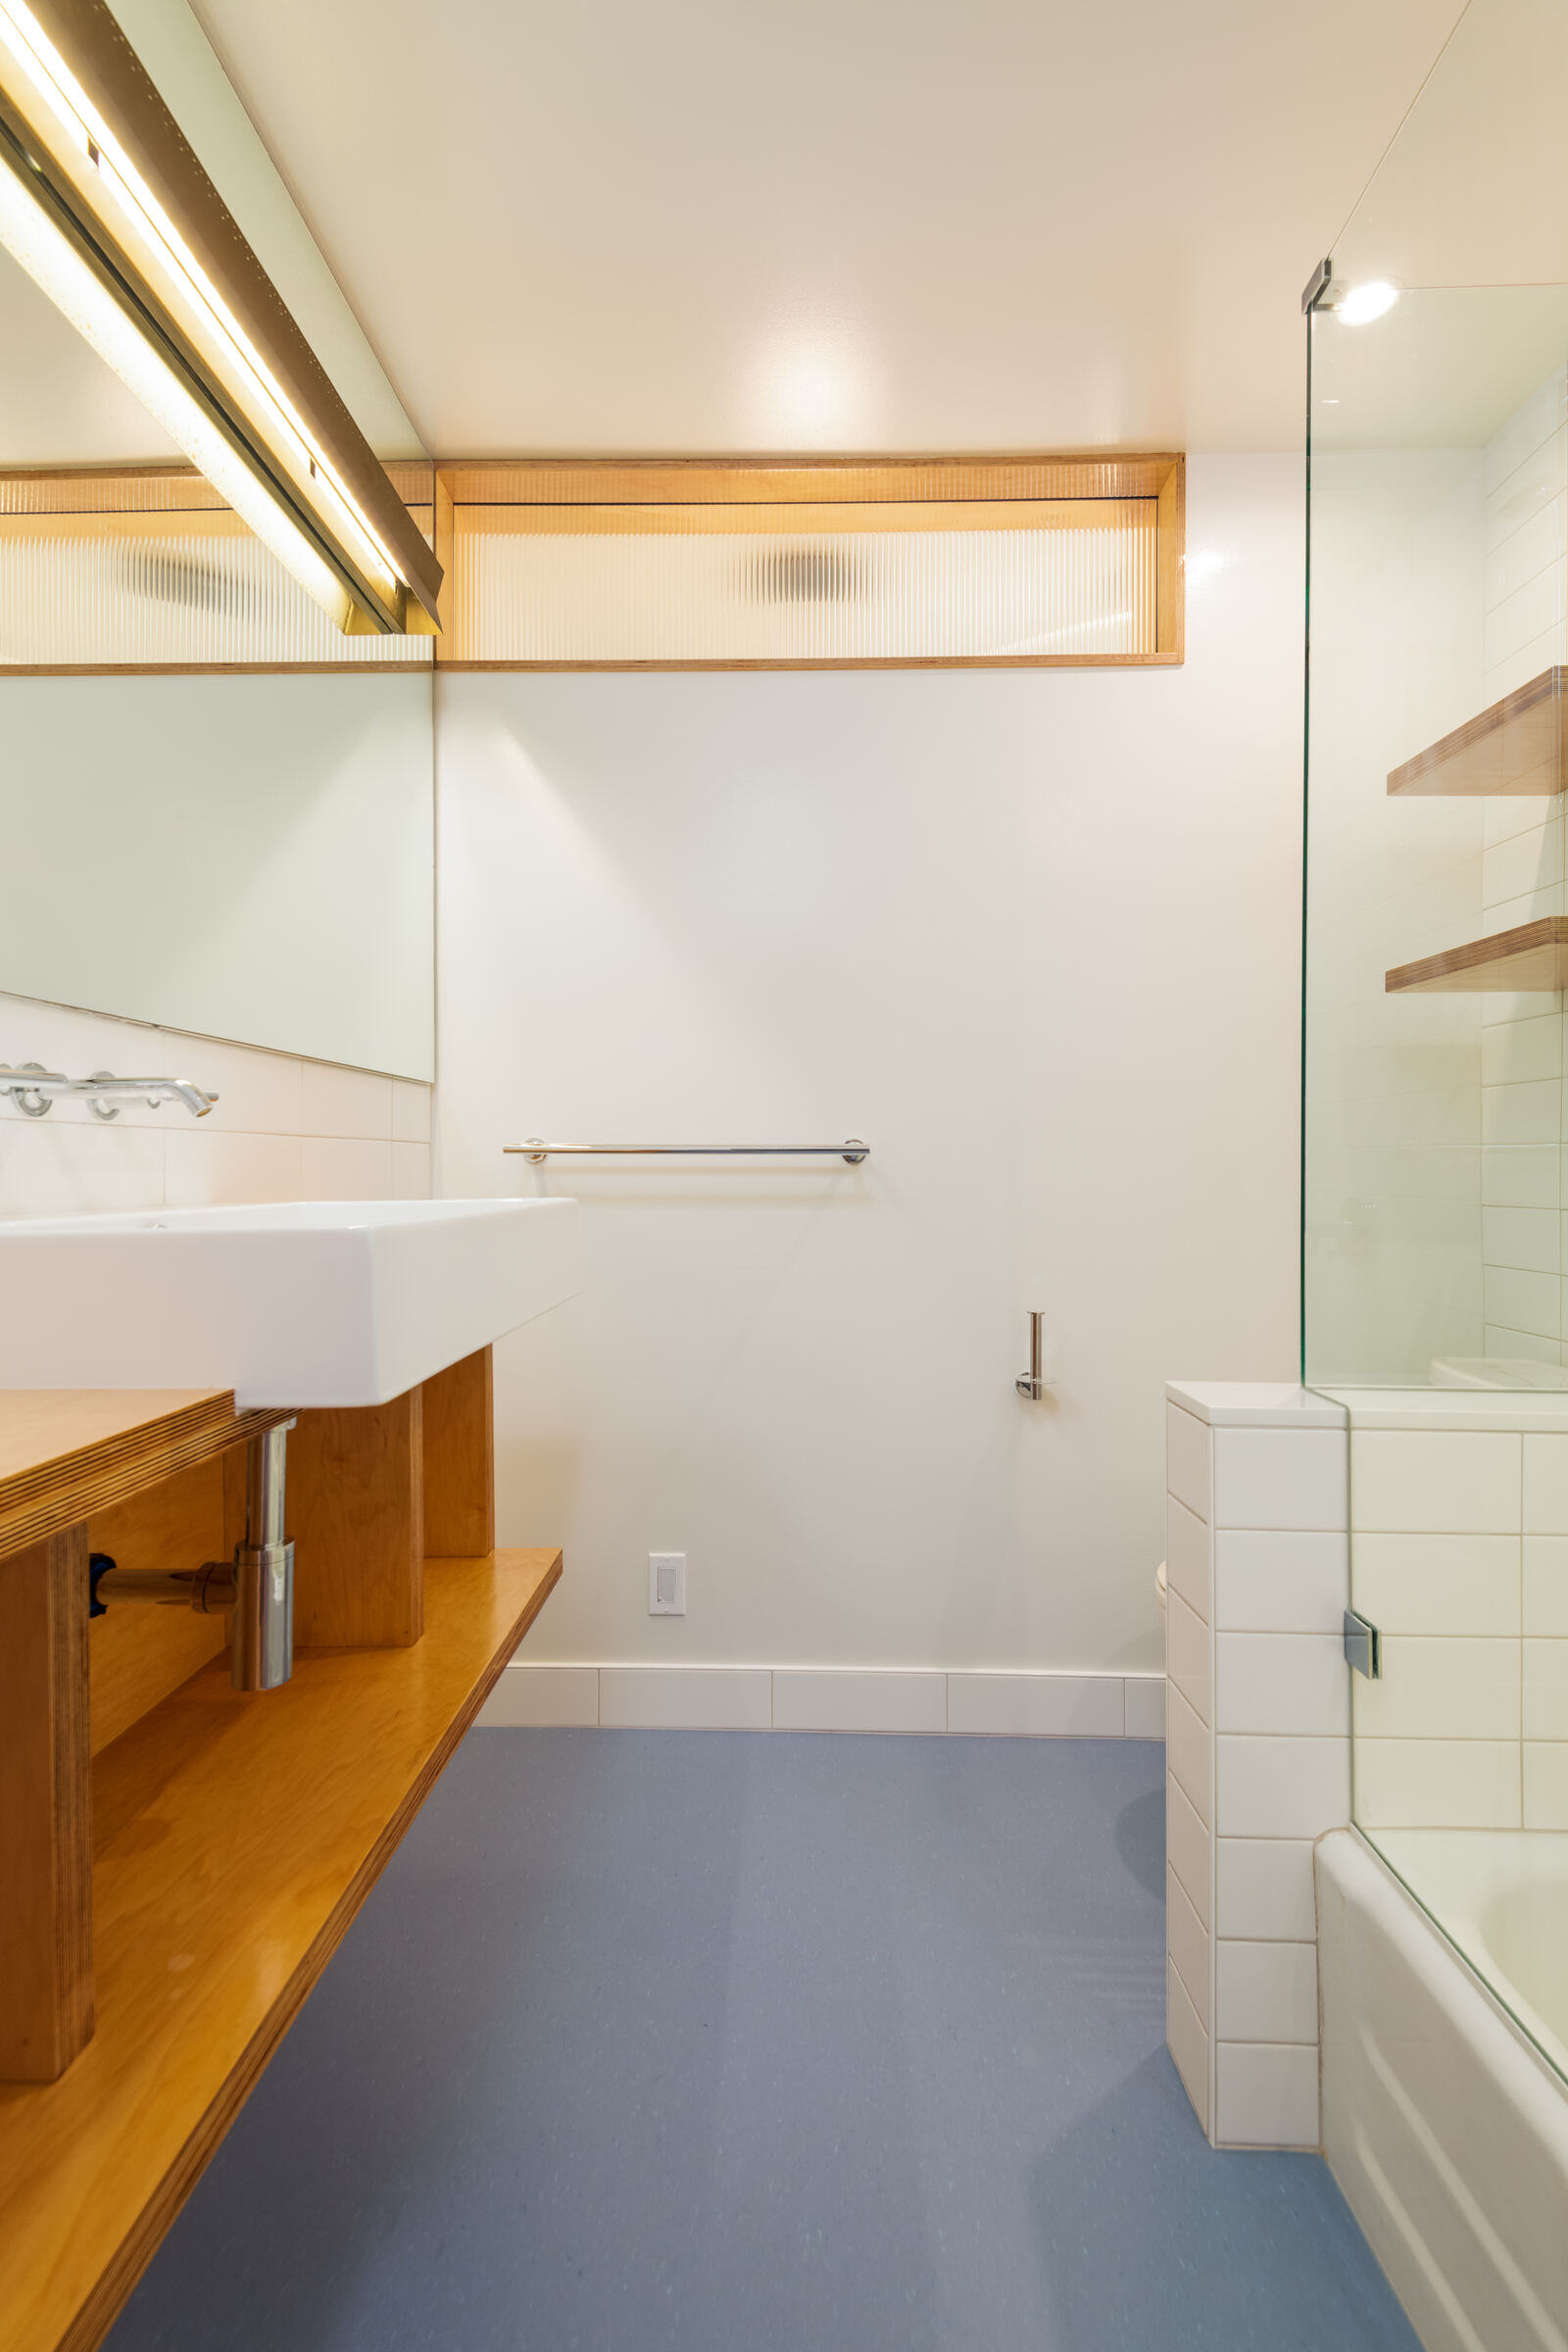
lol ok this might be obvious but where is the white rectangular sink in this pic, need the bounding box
[0,1199,577,1407]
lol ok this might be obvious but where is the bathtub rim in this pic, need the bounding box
[1321,1825,1568,2114]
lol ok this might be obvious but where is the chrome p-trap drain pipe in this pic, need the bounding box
[89,1420,296,1691]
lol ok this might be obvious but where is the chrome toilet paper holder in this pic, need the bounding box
[1016,1311,1052,1401]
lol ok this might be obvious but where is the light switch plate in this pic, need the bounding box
[649,1551,686,1615]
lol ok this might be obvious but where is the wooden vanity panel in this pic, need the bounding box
[0,1526,93,2082]
[421,1346,495,1558]
[288,1391,424,1646]
[86,1461,229,1755]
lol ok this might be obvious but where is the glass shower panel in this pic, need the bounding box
[1305,286,1568,1393]
[1303,187,1568,2077]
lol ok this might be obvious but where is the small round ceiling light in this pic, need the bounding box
[1338,280,1399,325]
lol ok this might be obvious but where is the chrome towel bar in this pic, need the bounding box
[507,1138,869,1165]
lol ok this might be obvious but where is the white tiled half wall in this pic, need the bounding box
[1164,1382,1351,2152]
[0,991,432,1215]
[1339,1394,1568,1833]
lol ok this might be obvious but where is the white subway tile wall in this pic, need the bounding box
[1215,1734,1352,1841]
[1166,1592,1211,1723]
[1214,2042,1320,2150]
[1350,1429,1520,1535]
[1524,1432,1568,1530]
[1525,1535,1568,1633]
[1215,1633,1349,1739]
[1212,1530,1348,1634]
[1166,1682,1212,1825]
[1342,1422,1568,1833]
[1214,1939,1319,2044]
[1167,1868,1209,2031]
[1355,1738,1521,1831]
[1523,1739,1568,1829]
[1214,1838,1317,1942]
[1163,1385,1350,2153]
[1212,1429,1348,1533]
[1166,1400,1212,1520]
[1167,1961,1209,2136]
[0,991,432,1215]
[1353,1533,1520,1636]
[1479,370,1568,1359]
[1166,1497,1212,1616]
[1166,1777,1211,1932]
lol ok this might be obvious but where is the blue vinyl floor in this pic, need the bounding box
[107,1731,1420,2351]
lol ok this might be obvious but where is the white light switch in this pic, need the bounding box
[649,1551,686,1615]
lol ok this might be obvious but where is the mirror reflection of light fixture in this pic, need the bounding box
[0,0,441,636]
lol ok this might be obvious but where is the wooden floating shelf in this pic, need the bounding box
[1388,665,1566,798]
[0,1544,561,2352]
[1386,916,1568,994]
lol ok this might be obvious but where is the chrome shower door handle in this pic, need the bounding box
[1016,1311,1050,1400]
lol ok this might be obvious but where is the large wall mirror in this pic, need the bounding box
[0,0,435,1080]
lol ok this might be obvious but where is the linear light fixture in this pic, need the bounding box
[0,0,441,636]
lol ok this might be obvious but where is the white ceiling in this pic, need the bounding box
[185,0,1469,458]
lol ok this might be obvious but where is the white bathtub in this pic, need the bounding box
[1317,1830,1568,2351]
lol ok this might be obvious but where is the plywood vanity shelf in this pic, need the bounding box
[1386,915,1568,994]
[1388,665,1567,797]
[0,1546,558,2352]
[0,1356,562,2352]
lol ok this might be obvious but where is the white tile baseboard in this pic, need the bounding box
[478,1663,1166,1738]
[775,1670,947,1734]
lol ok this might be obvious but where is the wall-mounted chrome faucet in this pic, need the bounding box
[0,1063,219,1119]
[89,1423,295,1690]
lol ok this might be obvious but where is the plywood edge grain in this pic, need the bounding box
[0,1401,293,1561]
[0,1392,228,1494]
[1388,664,1567,796]
[1386,917,1568,994]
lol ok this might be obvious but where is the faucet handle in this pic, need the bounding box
[0,1062,64,1117]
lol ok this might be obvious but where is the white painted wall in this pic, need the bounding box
[435,455,1304,1679]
